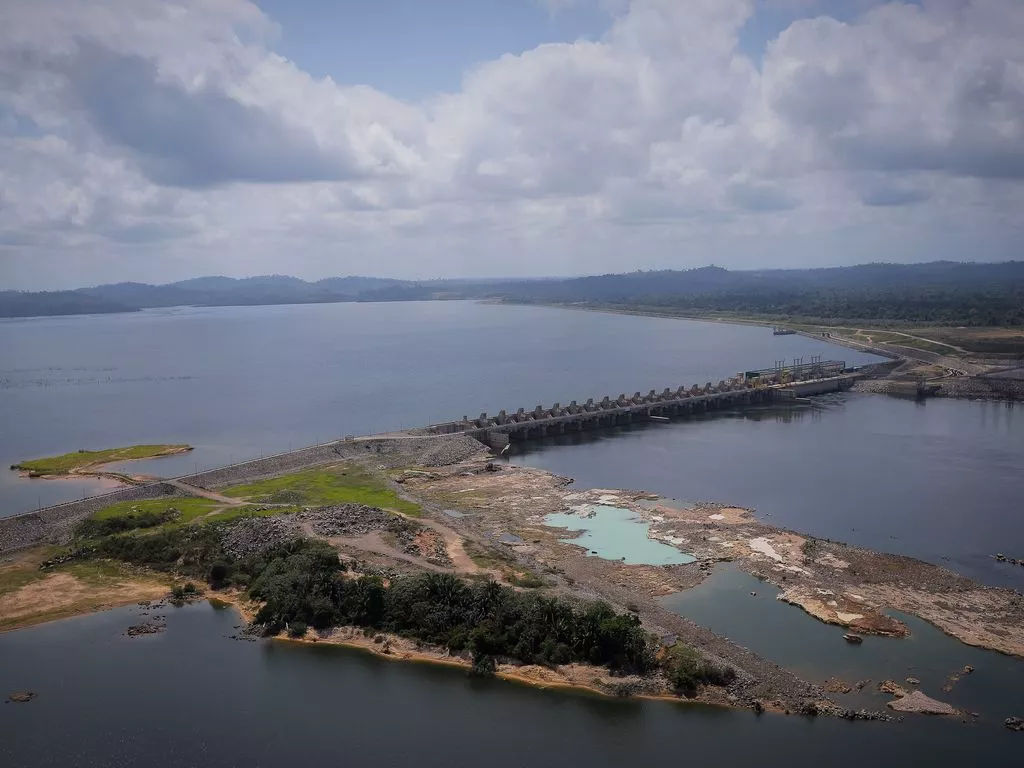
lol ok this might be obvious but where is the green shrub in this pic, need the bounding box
[665,644,736,696]
[287,621,308,638]
[471,652,497,678]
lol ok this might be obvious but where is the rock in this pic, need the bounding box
[843,633,863,644]
[1005,716,1024,732]
[962,665,974,674]
[825,678,853,694]
[886,690,959,716]
[798,700,819,717]
[6,691,36,703]
[906,677,920,685]
[880,680,908,697]
[126,620,165,637]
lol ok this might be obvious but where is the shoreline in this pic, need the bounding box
[205,591,717,708]
[11,445,193,485]
[497,300,1021,402]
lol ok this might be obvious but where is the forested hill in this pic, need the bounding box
[0,275,407,318]
[3,262,1023,325]
[489,262,1024,326]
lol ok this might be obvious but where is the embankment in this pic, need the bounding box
[0,482,188,553]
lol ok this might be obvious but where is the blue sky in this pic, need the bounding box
[0,0,1020,289]
[255,0,893,99]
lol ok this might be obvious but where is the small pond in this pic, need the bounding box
[544,505,695,566]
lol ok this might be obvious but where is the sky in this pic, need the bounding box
[0,0,1022,290]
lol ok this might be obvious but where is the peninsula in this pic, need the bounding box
[2,420,1021,720]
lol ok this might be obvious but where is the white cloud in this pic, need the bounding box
[0,0,1022,288]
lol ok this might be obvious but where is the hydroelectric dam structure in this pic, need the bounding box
[426,360,856,449]
[0,359,864,555]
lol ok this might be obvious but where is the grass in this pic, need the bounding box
[13,444,192,475]
[0,562,48,595]
[220,464,420,515]
[462,540,514,570]
[91,497,220,525]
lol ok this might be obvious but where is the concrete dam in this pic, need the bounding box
[427,360,856,449]
[0,360,860,555]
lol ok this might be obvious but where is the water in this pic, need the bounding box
[0,601,1019,767]
[544,505,695,565]
[0,302,880,516]
[1,303,1021,763]
[512,394,1024,589]
[662,564,1024,720]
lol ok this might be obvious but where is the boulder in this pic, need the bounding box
[1005,716,1024,732]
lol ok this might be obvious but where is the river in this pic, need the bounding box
[0,601,1019,767]
[1,301,1021,764]
[0,301,880,515]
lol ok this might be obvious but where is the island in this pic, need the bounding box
[11,445,193,483]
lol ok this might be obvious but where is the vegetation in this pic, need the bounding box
[13,445,192,476]
[246,541,656,674]
[88,497,219,526]
[222,465,420,515]
[663,643,737,696]
[7,262,1022,327]
[493,262,1024,327]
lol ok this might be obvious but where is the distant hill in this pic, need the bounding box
[2,262,1022,325]
[483,262,1024,326]
[0,290,135,318]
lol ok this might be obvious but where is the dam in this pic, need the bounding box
[0,360,859,554]
[427,360,855,448]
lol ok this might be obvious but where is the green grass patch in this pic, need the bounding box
[506,571,547,589]
[92,497,220,524]
[13,444,191,475]
[462,540,514,570]
[220,465,420,515]
[0,564,47,595]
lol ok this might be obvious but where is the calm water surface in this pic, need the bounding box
[0,602,1018,768]
[512,394,1024,588]
[663,563,1024,720]
[1,303,1021,765]
[545,505,696,565]
[0,301,880,515]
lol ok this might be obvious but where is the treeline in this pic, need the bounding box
[612,286,1024,326]
[58,523,734,691]
[249,541,654,674]
[494,263,1024,326]
[6,261,1022,325]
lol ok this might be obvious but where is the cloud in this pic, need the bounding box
[727,180,800,212]
[59,41,358,187]
[763,2,1024,180]
[0,0,1022,289]
[861,185,930,208]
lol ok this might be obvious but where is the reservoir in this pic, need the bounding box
[1,301,1021,764]
[0,301,881,515]
[512,394,1023,589]
[0,601,1020,767]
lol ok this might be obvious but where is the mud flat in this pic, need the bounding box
[399,457,1024,662]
